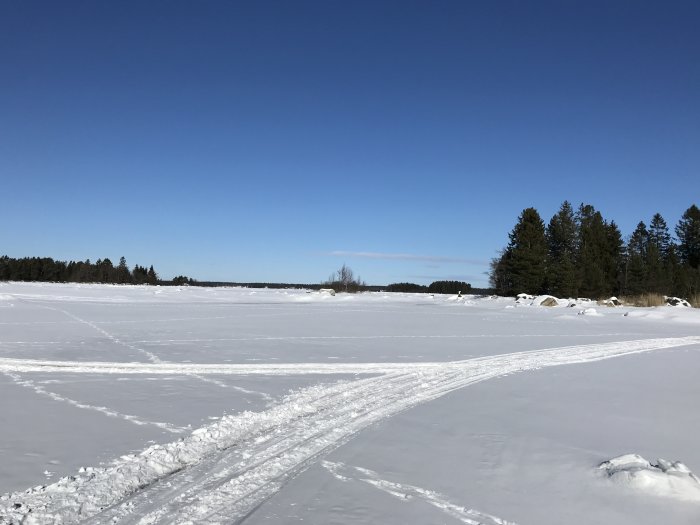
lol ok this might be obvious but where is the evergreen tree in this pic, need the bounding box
[645,214,672,293]
[545,201,578,297]
[604,221,624,295]
[488,250,512,295]
[132,265,148,284]
[117,256,131,284]
[648,213,672,258]
[676,204,700,269]
[625,221,648,294]
[575,204,610,298]
[147,265,158,285]
[502,208,547,295]
[427,281,472,294]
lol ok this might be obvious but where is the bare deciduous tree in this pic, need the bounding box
[325,263,365,293]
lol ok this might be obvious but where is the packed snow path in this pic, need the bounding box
[2,336,699,524]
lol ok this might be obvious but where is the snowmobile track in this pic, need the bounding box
[1,336,699,524]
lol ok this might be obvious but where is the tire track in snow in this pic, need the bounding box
[1,337,699,524]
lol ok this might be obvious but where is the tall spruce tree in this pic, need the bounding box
[604,221,624,295]
[545,201,578,297]
[147,265,158,285]
[648,214,672,258]
[489,250,512,295]
[646,213,672,293]
[676,204,700,269]
[502,208,547,295]
[575,204,611,298]
[675,204,700,296]
[117,256,131,284]
[625,221,648,294]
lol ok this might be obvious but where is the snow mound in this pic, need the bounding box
[578,307,601,316]
[0,294,14,307]
[598,454,700,502]
[515,293,534,304]
[666,296,691,307]
[602,297,622,307]
[517,295,570,307]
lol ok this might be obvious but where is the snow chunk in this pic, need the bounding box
[598,454,700,502]
[578,308,601,316]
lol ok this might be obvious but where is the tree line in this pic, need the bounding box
[385,280,473,294]
[489,202,700,299]
[0,255,159,285]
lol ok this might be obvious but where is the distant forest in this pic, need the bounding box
[0,256,160,285]
[0,255,482,295]
[385,281,473,295]
[489,202,700,299]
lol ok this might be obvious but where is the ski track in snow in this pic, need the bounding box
[31,303,162,364]
[2,372,186,434]
[127,332,640,345]
[1,336,699,524]
[322,461,517,525]
[22,301,259,394]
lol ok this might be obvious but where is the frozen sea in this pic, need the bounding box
[0,282,699,524]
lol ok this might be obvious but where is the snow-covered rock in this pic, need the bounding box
[666,296,691,307]
[602,297,622,307]
[517,295,570,307]
[515,293,534,305]
[598,454,700,502]
[533,295,559,307]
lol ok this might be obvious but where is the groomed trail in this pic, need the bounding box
[2,336,699,524]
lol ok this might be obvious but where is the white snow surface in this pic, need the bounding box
[0,282,699,524]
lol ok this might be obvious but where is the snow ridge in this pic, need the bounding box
[1,337,699,524]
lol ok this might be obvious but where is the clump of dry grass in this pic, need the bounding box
[690,293,700,308]
[619,293,666,307]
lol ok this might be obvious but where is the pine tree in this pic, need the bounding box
[575,204,612,298]
[625,221,648,295]
[604,221,624,295]
[502,208,547,295]
[676,204,700,269]
[147,265,158,285]
[489,250,512,295]
[545,201,578,297]
[117,256,131,284]
[648,214,672,258]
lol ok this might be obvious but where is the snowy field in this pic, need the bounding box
[1,282,699,524]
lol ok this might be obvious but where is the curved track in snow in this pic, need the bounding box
[1,337,699,524]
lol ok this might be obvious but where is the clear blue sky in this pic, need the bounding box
[1,1,698,286]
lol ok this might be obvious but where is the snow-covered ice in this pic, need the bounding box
[0,282,699,524]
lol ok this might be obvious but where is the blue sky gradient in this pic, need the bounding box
[2,1,698,286]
